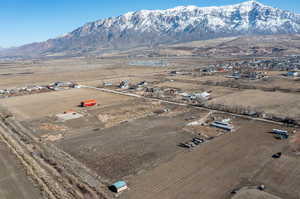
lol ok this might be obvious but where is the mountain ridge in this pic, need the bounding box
[2,0,300,58]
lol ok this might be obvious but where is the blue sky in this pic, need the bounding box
[0,0,299,47]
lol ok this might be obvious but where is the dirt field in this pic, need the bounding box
[209,90,300,120]
[154,80,241,100]
[232,189,282,199]
[89,100,165,128]
[1,54,299,199]
[165,73,229,83]
[253,155,300,198]
[246,77,300,90]
[155,81,201,91]
[0,57,171,89]
[24,97,189,139]
[289,132,300,153]
[56,107,208,181]
[120,119,299,199]
[0,140,41,199]
[0,88,132,120]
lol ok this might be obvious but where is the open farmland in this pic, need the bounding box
[121,119,299,199]
[0,88,132,120]
[56,108,207,181]
[209,90,300,122]
[0,57,169,89]
[240,77,300,91]
[0,49,299,199]
[1,0,300,196]
[1,86,299,199]
[154,80,241,99]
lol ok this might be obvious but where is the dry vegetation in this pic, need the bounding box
[209,90,300,121]
[0,35,300,199]
[0,88,132,120]
[95,100,163,128]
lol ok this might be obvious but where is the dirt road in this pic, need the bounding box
[81,85,289,126]
[0,108,109,199]
[0,141,41,199]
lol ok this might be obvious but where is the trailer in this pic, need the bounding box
[81,99,96,107]
[210,121,233,131]
[214,121,230,126]
[272,129,289,139]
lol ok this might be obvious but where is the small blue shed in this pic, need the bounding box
[110,181,128,193]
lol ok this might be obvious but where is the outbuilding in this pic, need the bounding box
[287,71,298,77]
[110,181,128,193]
[210,121,233,131]
[81,99,97,107]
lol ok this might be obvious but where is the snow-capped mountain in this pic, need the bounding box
[76,1,300,35]
[3,0,300,57]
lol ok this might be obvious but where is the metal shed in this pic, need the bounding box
[210,122,233,131]
[110,181,128,193]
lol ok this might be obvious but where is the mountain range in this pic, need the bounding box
[2,0,300,58]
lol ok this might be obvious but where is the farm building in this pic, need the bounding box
[110,181,128,193]
[286,71,298,77]
[81,99,97,107]
[119,80,129,89]
[103,82,113,86]
[210,121,233,131]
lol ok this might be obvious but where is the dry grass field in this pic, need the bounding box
[209,90,300,121]
[121,119,299,199]
[0,51,299,199]
[250,77,300,90]
[55,106,208,181]
[166,73,229,83]
[0,88,132,120]
[0,57,170,89]
[231,189,282,199]
[155,81,201,91]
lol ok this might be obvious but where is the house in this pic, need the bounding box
[201,68,216,73]
[181,91,211,101]
[119,80,129,89]
[194,91,211,100]
[53,81,73,87]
